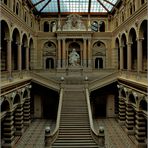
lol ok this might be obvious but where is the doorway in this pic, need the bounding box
[46,58,54,69]
[95,58,103,69]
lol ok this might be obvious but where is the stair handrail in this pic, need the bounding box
[45,88,64,146]
[85,88,105,147]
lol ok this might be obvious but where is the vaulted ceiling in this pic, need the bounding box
[28,0,120,15]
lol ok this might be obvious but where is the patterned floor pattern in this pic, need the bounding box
[15,118,136,148]
[94,118,136,148]
[15,119,55,148]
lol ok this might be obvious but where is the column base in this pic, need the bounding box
[125,128,135,135]
[15,129,24,136]
[118,120,125,125]
[24,120,31,126]
[135,140,147,148]
[2,141,15,148]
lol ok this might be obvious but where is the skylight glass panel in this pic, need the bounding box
[110,0,118,5]
[100,0,113,11]
[42,0,58,12]
[60,0,88,12]
[91,0,107,12]
[33,0,49,11]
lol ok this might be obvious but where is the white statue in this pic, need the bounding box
[69,49,80,66]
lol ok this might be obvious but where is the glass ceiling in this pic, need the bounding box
[31,0,119,13]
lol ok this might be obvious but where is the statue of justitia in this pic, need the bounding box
[69,49,80,66]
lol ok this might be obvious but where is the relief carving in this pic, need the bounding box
[62,14,86,31]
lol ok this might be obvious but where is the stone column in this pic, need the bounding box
[7,39,12,73]
[2,111,15,148]
[23,97,31,126]
[57,39,61,68]
[118,97,126,125]
[26,46,29,70]
[88,39,92,68]
[18,43,22,71]
[137,38,143,72]
[120,45,124,70]
[83,39,87,67]
[127,42,132,70]
[14,104,24,135]
[125,103,135,134]
[62,39,66,68]
[135,112,147,147]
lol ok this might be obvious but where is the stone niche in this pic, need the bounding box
[62,14,86,31]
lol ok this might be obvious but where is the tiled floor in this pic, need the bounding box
[94,118,136,148]
[15,119,55,148]
[15,118,136,148]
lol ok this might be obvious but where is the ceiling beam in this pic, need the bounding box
[103,0,115,6]
[31,0,45,10]
[88,0,91,13]
[97,0,109,12]
[57,0,61,14]
[39,0,51,13]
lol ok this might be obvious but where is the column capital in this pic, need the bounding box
[127,42,133,45]
[136,37,144,41]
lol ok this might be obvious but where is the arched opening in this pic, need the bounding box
[99,21,105,32]
[22,34,28,70]
[1,100,10,112]
[121,89,126,98]
[4,0,7,5]
[1,20,10,71]
[16,2,19,15]
[95,58,103,69]
[115,38,120,69]
[13,94,20,105]
[129,94,136,104]
[68,42,81,66]
[121,34,127,69]
[29,38,34,69]
[12,28,20,70]
[139,20,147,71]
[139,100,147,112]
[51,21,56,32]
[44,21,49,32]
[23,90,28,99]
[46,58,54,69]
[92,41,106,69]
[91,21,98,32]
[129,28,137,70]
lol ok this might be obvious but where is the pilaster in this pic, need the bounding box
[120,45,124,70]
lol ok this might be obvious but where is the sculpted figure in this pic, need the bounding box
[69,49,80,66]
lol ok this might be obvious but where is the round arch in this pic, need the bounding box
[128,28,137,70]
[1,20,10,71]
[115,38,120,69]
[11,28,20,70]
[29,38,34,69]
[121,33,127,69]
[22,33,28,70]
[139,20,147,71]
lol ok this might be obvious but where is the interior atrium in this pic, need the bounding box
[0,0,147,148]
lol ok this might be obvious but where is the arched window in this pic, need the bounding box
[99,21,105,32]
[122,12,124,22]
[141,0,145,5]
[133,0,135,12]
[16,2,19,15]
[13,0,15,12]
[24,12,27,22]
[91,21,98,32]
[4,0,7,5]
[130,3,132,15]
[44,22,49,32]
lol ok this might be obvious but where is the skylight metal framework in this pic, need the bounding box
[30,0,119,14]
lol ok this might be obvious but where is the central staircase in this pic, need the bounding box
[52,85,98,148]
